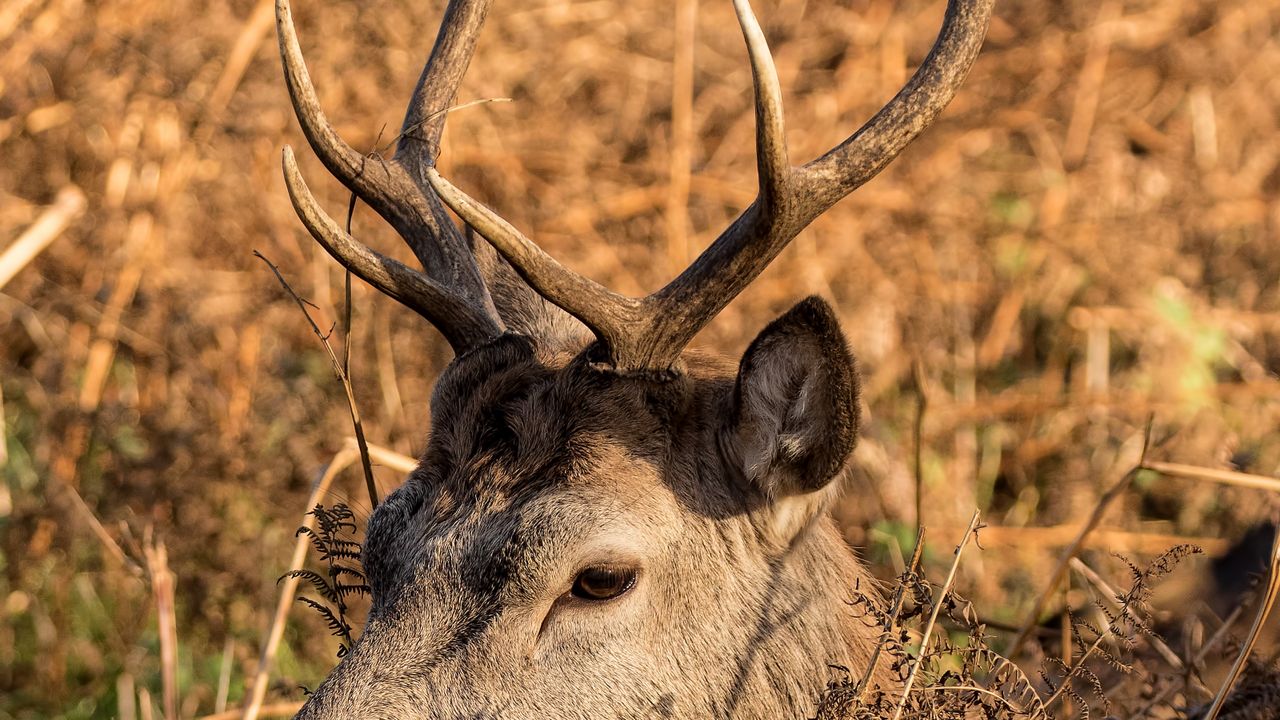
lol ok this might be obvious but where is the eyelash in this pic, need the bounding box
[570,566,638,601]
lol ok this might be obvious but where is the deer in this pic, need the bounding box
[273,0,992,716]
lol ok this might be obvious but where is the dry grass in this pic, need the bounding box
[2,0,1279,717]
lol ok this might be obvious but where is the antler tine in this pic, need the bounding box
[276,0,503,351]
[797,0,995,210]
[282,148,503,351]
[734,0,790,208]
[276,0,414,212]
[426,170,645,356]
[423,0,795,369]
[396,0,493,183]
[641,0,995,366]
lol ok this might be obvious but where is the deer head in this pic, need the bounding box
[275,0,992,717]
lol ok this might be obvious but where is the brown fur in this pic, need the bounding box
[295,298,891,719]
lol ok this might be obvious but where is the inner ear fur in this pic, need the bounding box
[725,296,860,500]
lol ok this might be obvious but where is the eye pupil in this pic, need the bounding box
[571,567,636,601]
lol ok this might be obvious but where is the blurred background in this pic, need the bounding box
[1,0,1278,717]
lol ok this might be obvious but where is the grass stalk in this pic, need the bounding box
[239,446,360,720]
[855,526,926,704]
[143,536,178,720]
[890,509,983,720]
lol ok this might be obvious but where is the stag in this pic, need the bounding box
[275,0,992,716]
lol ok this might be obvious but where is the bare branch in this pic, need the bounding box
[254,250,380,510]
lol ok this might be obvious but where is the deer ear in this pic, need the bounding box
[725,297,860,541]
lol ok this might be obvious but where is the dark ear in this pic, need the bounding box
[724,297,859,539]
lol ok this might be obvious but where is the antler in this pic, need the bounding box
[431,0,994,370]
[276,0,502,353]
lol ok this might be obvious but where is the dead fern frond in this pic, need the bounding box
[284,503,371,659]
[1042,545,1202,714]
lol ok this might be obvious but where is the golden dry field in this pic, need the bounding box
[1,0,1279,717]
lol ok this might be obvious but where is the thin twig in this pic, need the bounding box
[890,509,983,720]
[254,251,379,509]
[0,185,85,290]
[377,97,512,157]
[1142,460,1280,493]
[49,472,137,571]
[343,195,355,379]
[338,185,379,512]
[856,526,926,703]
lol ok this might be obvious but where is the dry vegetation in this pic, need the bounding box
[1,0,1279,717]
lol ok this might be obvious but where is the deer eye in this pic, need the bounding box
[570,566,637,601]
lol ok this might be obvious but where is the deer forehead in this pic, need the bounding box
[427,342,737,478]
[363,444,686,607]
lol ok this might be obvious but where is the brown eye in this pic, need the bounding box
[570,566,637,601]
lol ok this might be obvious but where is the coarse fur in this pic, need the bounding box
[295,298,890,719]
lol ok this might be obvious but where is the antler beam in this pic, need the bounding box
[431,0,995,370]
